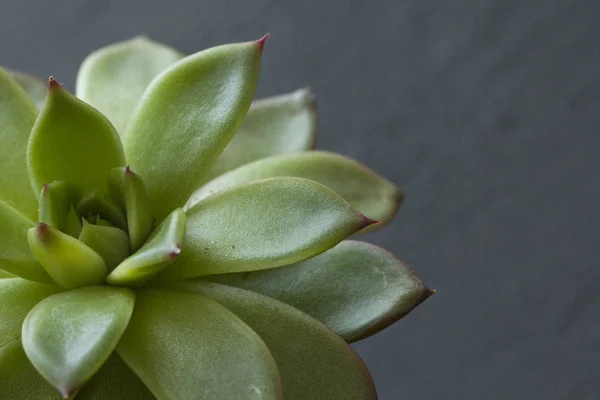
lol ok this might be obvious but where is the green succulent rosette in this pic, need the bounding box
[0,35,433,400]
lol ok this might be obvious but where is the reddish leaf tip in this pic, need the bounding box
[37,222,49,235]
[125,165,135,176]
[256,33,270,54]
[358,215,379,229]
[41,183,49,194]
[168,246,182,258]
[48,76,62,89]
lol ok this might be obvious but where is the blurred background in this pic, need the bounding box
[1,0,598,398]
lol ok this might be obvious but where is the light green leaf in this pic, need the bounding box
[38,181,82,233]
[27,78,125,198]
[27,223,107,290]
[175,282,377,400]
[123,39,264,222]
[107,209,185,286]
[204,240,433,342]
[188,151,403,231]
[22,287,135,399]
[0,200,52,283]
[65,206,83,238]
[78,221,130,270]
[0,67,39,219]
[76,36,183,134]
[202,88,317,183]
[8,69,47,109]
[0,278,61,347]
[76,353,156,400]
[0,341,62,400]
[76,190,127,231]
[159,178,374,282]
[117,289,282,400]
[109,166,152,252]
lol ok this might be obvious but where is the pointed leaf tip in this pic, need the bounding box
[125,165,134,175]
[359,215,379,230]
[36,222,49,236]
[256,33,270,54]
[48,76,61,89]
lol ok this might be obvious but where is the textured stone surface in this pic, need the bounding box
[1,1,598,398]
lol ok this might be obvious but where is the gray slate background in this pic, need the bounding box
[2,0,598,398]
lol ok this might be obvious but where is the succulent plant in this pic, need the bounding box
[0,35,433,400]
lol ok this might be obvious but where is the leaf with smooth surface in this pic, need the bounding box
[76,36,183,134]
[159,178,373,281]
[107,209,185,286]
[174,282,377,400]
[123,39,263,221]
[189,151,402,231]
[22,286,135,399]
[78,221,130,270]
[27,79,125,198]
[117,289,282,400]
[0,278,61,347]
[201,88,317,183]
[9,69,47,109]
[27,223,107,290]
[204,240,432,342]
[0,67,39,218]
[0,200,51,282]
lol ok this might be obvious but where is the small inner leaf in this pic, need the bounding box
[27,223,107,290]
[76,190,127,231]
[38,181,82,233]
[109,166,152,252]
[78,220,130,271]
[21,286,135,399]
[107,209,186,286]
[26,78,125,199]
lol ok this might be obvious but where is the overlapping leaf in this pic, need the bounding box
[159,177,374,281]
[204,240,432,342]
[117,289,282,400]
[123,39,264,221]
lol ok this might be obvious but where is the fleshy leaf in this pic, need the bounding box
[22,287,135,399]
[202,88,317,183]
[38,181,82,232]
[204,240,433,342]
[78,221,130,270]
[0,278,61,347]
[0,67,39,218]
[76,353,156,400]
[65,206,83,238]
[27,223,107,290]
[76,190,127,231]
[109,166,152,252]
[27,78,125,198]
[175,282,377,400]
[0,270,13,279]
[8,69,47,109]
[123,38,264,221]
[159,177,374,281]
[76,36,183,134]
[107,209,185,286]
[0,200,52,282]
[117,289,282,400]
[188,151,402,231]
[0,341,62,400]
